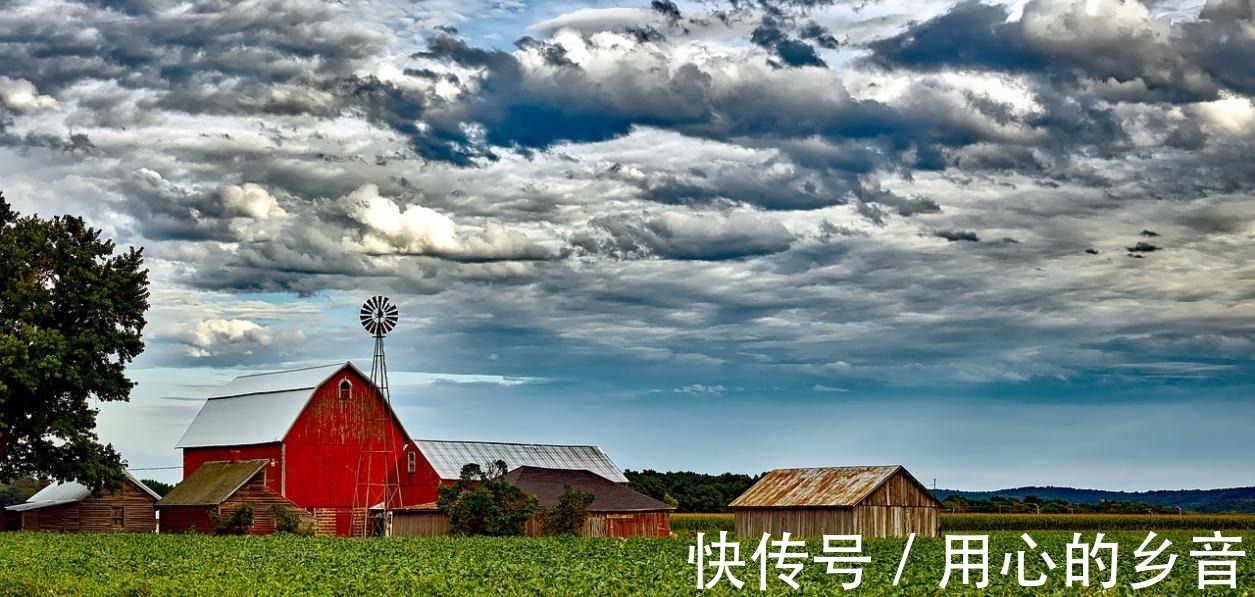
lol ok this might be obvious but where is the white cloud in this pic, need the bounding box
[340,184,548,261]
[0,76,57,112]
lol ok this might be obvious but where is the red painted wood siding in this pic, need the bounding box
[159,506,215,534]
[281,367,440,509]
[183,443,283,494]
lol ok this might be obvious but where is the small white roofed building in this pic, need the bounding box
[6,471,160,533]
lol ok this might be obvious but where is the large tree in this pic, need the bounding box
[0,193,149,489]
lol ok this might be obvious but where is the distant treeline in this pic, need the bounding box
[624,470,760,513]
[942,495,1184,514]
[936,486,1255,514]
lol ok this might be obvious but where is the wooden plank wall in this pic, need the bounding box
[159,506,216,534]
[391,512,450,537]
[21,481,156,533]
[851,505,939,538]
[861,472,938,507]
[218,474,311,536]
[734,508,857,538]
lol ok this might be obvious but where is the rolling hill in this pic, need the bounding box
[933,486,1255,513]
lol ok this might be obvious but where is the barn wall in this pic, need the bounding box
[218,473,310,536]
[391,511,450,537]
[282,367,439,511]
[159,506,216,534]
[851,505,939,538]
[861,471,939,508]
[20,481,156,533]
[183,444,283,495]
[734,508,857,538]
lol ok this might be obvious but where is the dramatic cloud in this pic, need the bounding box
[1,0,1251,407]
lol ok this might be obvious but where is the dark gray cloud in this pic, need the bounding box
[868,0,1253,102]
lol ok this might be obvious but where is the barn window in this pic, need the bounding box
[339,379,352,400]
[111,507,124,528]
[406,451,417,474]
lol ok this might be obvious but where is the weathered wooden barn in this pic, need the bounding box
[509,466,673,537]
[176,363,438,535]
[5,471,159,533]
[391,466,672,537]
[157,458,312,535]
[729,466,941,538]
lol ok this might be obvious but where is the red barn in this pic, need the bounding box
[175,362,440,535]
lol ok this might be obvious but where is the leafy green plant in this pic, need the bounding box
[537,484,595,536]
[271,504,311,535]
[437,460,537,536]
[210,504,254,535]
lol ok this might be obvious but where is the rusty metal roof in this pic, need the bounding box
[729,465,906,508]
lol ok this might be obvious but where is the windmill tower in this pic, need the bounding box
[352,295,402,536]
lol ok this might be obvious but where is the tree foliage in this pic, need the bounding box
[0,193,149,491]
[211,504,255,535]
[437,460,537,536]
[625,470,760,513]
[140,479,174,497]
[537,484,595,537]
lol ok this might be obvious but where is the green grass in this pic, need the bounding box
[0,531,1251,595]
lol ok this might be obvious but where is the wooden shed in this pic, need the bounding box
[508,466,673,537]
[729,466,941,538]
[157,458,310,535]
[5,471,160,533]
[391,466,674,537]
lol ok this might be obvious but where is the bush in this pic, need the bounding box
[211,504,254,535]
[437,460,537,536]
[538,485,595,536]
[271,505,311,535]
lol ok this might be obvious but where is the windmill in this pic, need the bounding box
[352,295,402,536]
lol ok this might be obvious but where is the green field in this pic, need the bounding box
[671,512,1255,534]
[0,530,1251,595]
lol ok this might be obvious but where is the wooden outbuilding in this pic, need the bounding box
[508,466,673,537]
[157,458,310,535]
[5,471,160,533]
[729,465,941,538]
[391,466,674,537]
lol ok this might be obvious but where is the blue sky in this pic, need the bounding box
[2,0,1252,490]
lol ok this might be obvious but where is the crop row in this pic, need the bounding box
[0,531,1250,595]
[672,512,1255,536]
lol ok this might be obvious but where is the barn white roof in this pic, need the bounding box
[176,362,371,448]
[414,439,628,483]
[6,471,160,511]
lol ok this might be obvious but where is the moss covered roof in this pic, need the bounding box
[157,460,268,507]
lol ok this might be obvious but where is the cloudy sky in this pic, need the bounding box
[3,0,1252,490]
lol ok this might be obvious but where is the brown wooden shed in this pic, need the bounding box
[5,471,160,533]
[729,465,941,538]
[157,459,310,534]
[390,466,674,537]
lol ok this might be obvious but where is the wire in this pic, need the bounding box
[128,466,182,471]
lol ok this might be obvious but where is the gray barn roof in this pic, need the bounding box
[414,439,628,483]
[177,362,373,448]
[6,471,160,512]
